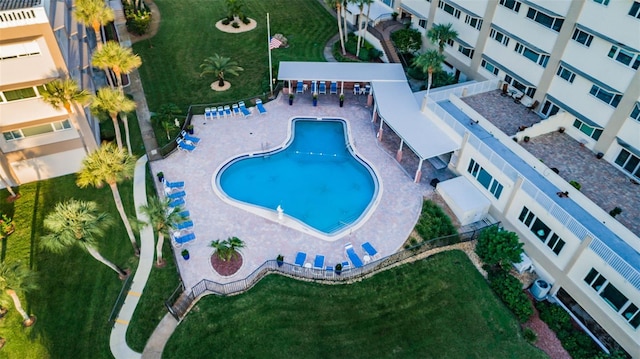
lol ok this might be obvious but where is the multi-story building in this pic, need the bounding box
[0,0,98,186]
[370,0,639,355]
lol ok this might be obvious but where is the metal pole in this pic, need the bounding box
[267,13,274,98]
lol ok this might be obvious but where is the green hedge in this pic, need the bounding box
[487,268,533,323]
[414,200,457,241]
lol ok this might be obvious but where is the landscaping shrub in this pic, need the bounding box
[222,18,231,25]
[523,328,537,343]
[475,226,523,269]
[570,180,581,191]
[487,268,533,322]
[391,28,422,54]
[232,22,240,28]
[242,16,250,25]
[535,301,628,359]
[414,200,457,241]
[124,2,152,35]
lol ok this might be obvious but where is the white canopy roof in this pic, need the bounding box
[372,81,459,159]
[277,62,459,160]
[278,62,406,82]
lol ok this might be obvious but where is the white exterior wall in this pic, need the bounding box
[10,148,85,183]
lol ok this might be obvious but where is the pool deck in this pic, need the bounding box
[150,92,434,291]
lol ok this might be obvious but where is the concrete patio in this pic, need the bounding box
[150,92,439,291]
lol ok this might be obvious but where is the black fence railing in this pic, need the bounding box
[165,222,498,321]
[108,271,134,323]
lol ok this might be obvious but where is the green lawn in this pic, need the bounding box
[132,0,336,112]
[164,251,547,358]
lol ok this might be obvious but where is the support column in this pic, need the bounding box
[396,139,404,162]
[414,159,424,183]
[367,93,373,107]
[377,118,384,141]
[371,103,378,123]
[550,235,593,295]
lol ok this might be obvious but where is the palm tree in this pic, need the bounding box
[211,237,245,261]
[427,23,459,54]
[91,41,142,92]
[0,261,38,327]
[74,0,115,51]
[327,0,346,55]
[199,54,244,87]
[413,50,446,100]
[40,200,129,278]
[357,0,375,57]
[76,143,139,255]
[40,78,98,152]
[354,0,365,57]
[0,175,18,199]
[90,87,136,153]
[138,196,183,267]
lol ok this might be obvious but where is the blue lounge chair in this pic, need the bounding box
[175,220,194,230]
[296,81,304,93]
[224,105,232,117]
[345,243,363,268]
[168,197,185,208]
[330,81,338,94]
[361,242,378,258]
[167,190,186,199]
[174,232,195,245]
[313,255,325,269]
[217,106,225,118]
[325,265,334,277]
[163,179,184,188]
[294,252,306,266]
[176,138,196,152]
[318,81,326,94]
[238,101,251,117]
[204,107,213,120]
[180,130,201,145]
[177,210,190,218]
[256,99,267,114]
[311,81,317,94]
[232,103,240,116]
[364,84,371,95]
[353,83,361,95]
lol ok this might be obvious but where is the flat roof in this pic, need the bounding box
[0,0,41,11]
[278,61,407,82]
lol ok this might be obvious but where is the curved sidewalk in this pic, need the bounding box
[109,155,153,359]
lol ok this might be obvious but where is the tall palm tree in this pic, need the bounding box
[138,196,183,267]
[357,0,374,57]
[413,50,446,100]
[40,78,98,152]
[40,200,129,278]
[199,54,244,87]
[91,41,142,92]
[0,175,17,199]
[427,23,459,54]
[74,0,115,51]
[90,87,136,153]
[354,0,365,57]
[76,143,139,255]
[0,261,38,327]
[327,0,346,55]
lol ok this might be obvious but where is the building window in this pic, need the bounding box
[541,100,560,117]
[504,75,536,98]
[467,159,504,199]
[584,268,640,328]
[526,8,564,32]
[438,0,461,19]
[607,45,640,70]
[499,0,521,12]
[518,207,565,255]
[556,65,576,83]
[614,149,640,179]
[489,28,510,46]
[589,84,622,107]
[571,29,593,47]
[418,19,427,29]
[629,1,640,19]
[572,119,603,140]
[0,40,41,61]
[515,43,550,67]
[465,15,482,30]
[481,59,499,75]
[2,120,72,141]
[631,102,640,122]
[2,87,37,102]
[593,0,609,5]
[457,45,474,59]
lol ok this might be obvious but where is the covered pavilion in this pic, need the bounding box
[278,61,459,182]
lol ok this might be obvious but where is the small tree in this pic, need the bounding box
[391,28,422,55]
[427,23,458,54]
[199,54,244,87]
[211,236,245,261]
[0,261,38,327]
[475,226,523,269]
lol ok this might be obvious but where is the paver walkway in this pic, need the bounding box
[109,156,153,359]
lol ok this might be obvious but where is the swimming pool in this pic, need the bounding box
[215,118,380,238]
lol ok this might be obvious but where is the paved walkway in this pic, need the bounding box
[109,156,153,359]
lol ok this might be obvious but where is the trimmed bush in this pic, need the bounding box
[222,18,231,25]
[476,226,523,269]
[414,200,457,241]
[487,268,533,322]
[232,22,240,28]
[523,328,537,343]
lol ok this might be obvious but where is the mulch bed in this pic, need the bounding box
[211,253,243,276]
[522,293,571,359]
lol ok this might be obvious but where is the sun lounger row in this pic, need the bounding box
[162,179,196,247]
[176,136,197,152]
[205,102,253,119]
[353,83,371,95]
[295,81,339,95]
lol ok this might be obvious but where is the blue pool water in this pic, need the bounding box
[217,118,378,235]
